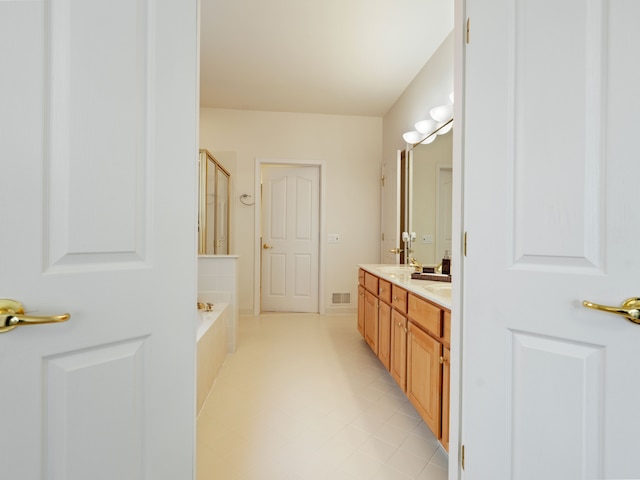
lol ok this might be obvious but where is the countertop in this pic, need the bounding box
[358,264,452,310]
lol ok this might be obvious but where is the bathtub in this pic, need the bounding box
[196,303,228,415]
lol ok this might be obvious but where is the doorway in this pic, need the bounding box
[254,159,325,315]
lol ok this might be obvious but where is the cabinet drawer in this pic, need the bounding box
[379,279,392,304]
[443,310,451,346]
[391,285,408,313]
[408,293,441,337]
[364,272,379,294]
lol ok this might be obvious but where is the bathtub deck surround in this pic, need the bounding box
[196,303,229,415]
[198,255,239,353]
[197,313,448,480]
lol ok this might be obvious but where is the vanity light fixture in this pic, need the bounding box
[420,134,437,145]
[402,91,454,147]
[430,104,454,123]
[415,119,436,135]
[436,121,453,135]
[402,130,424,144]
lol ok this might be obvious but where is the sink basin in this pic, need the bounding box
[377,266,416,276]
[423,283,452,299]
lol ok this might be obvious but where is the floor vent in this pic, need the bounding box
[331,292,351,305]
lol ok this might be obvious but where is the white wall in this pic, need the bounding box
[200,109,382,315]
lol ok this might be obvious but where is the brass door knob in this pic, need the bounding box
[263,243,273,250]
[582,297,640,324]
[389,248,403,254]
[0,299,71,334]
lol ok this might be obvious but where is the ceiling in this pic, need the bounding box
[199,0,454,117]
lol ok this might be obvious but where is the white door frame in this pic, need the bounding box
[449,0,466,477]
[253,158,326,316]
[380,150,402,264]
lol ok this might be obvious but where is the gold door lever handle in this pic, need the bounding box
[0,299,71,334]
[582,297,640,324]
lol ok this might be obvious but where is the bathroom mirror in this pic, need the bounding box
[406,129,453,266]
[198,149,230,255]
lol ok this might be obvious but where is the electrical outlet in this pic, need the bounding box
[422,234,433,244]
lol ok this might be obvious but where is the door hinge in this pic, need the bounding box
[381,175,385,187]
[466,17,470,44]
[381,232,385,241]
[463,231,468,256]
[461,444,465,469]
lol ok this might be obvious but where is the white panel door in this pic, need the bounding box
[436,167,452,263]
[0,1,197,479]
[261,165,319,312]
[463,0,640,478]
[381,152,402,264]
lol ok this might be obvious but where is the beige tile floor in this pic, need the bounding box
[197,313,448,480]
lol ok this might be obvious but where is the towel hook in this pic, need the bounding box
[240,194,255,206]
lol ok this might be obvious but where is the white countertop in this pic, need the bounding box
[359,264,452,310]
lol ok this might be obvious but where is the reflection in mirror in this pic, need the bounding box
[407,129,453,266]
[199,149,230,255]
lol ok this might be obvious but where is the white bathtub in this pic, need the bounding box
[196,303,228,415]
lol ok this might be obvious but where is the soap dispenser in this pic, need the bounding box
[441,250,451,275]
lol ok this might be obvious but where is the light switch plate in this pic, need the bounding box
[422,234,433,244]
[328,234,340,243]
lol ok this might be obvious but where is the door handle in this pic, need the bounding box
[582,297,640,324]
[0,299,71,334]
[389,248,403,254]
[263,243,273,250]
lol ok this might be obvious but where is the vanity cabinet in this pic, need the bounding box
[357,285,365,336]
[378,301,391,370]
[357,267,451,451]
[407,293,451,451]
[390,309,407,390]
[441,346,450,451]
[407,321,442,437]
[362,271,380,354]
[364,290,378,354]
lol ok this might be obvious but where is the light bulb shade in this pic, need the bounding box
[402,130,423,144]
[415,119,436,135]
[437,122,453,135]
[420,134,437,145]
[449,91,454,103]
[430,104,453,123]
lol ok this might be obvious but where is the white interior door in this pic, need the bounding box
[435,167,452,262]
[381,151,402,264]
[261,165,319,312]
[462,0,640,478]
[0,1,198,479]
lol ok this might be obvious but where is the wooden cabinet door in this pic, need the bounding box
[441,346,450,452]
[378,301,391,371]
[407,323,442,437]
[364,290,378,354]
[390,309,407,391]
[357,285,365,336]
